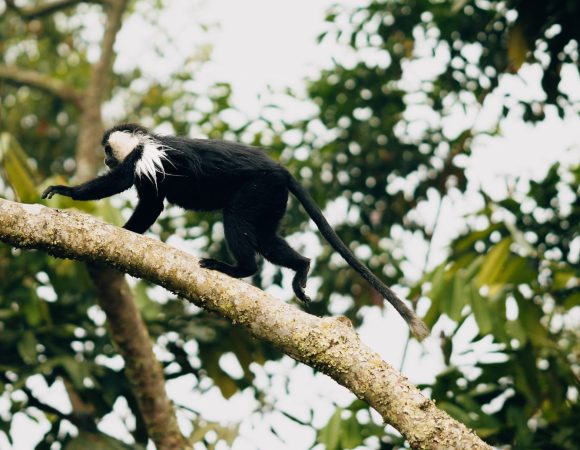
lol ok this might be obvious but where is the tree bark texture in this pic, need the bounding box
[0,199,493,450]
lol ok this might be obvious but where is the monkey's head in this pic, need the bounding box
[101,124,171,185]
[101,124,150,169]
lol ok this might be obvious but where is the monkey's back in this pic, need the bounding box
[159,137,289,211]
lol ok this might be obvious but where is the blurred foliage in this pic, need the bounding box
[415,163,579,448]
[1,0,579,449]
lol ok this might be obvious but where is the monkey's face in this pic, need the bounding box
[104,143,118,168]
[104,131,140,169]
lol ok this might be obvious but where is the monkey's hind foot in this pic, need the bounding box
[294,288,311,304]
[199,258,257,279]
[292,259,311,303]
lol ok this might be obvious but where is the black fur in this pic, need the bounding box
[42,124,429,339]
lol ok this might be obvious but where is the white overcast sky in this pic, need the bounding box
[4,0,580,449]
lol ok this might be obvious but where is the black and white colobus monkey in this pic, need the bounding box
[42,124,429,338]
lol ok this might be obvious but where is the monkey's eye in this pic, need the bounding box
[104,145,112,156]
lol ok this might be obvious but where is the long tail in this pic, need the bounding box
[287,176,429,340]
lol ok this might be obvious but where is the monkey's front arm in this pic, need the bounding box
[123,186,165,233]
[41,160,136,201]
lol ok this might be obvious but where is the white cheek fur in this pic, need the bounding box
[108,130,173,188]
[135,136,172,187]
[109,131,139,161]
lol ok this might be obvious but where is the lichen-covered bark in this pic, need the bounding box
[0,199,492,450]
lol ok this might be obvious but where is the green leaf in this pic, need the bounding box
[0,133,39,203]
[452,225,500,254]
[552,268,576,290]
[463,256,483,281]
[469,285,493,335]
[507,23,529,72]
[341,414,364,449]
[16,331,38,364]
[60,357,89,390]
[133,282,162,321]
[198,346,238,399]
[447,271,467,322]
[317,408,342,450]
[505,320,527,346]
[476,237,512,295]
[94,198,125,227]
[442,335,453,366]
[563,291,580,310]
[228,329,256,381]
[20,292,50,327]
[438,401,472,425]
[489,298,509,343]
[0,309,18,320]
[492,255,535,286]
[515,295,548,344]
[423,263,451,327]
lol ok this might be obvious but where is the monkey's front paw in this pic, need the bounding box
[41,185,72,199]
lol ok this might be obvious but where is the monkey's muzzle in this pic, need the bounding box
[105,158,119,169]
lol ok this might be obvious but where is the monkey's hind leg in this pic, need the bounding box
[199,212,259,279]
[257,236,311,303]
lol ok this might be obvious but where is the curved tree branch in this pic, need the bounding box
[0,65,83,108]
[0,198,492,450]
